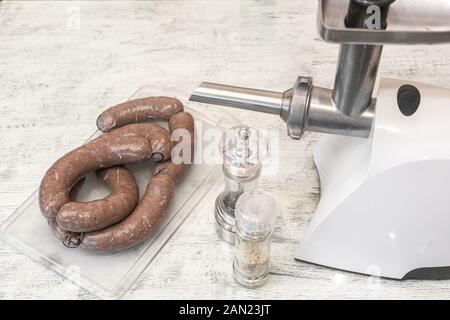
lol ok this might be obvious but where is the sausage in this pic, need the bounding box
[47,220,84,248]
[77,112,195,253]
[153,112,195,182]
[106,123,172,162]
[97,97,183,132]
[56,166,139,232]
[79,171,175,252]
[41,96,193,252]
[39,123,171,219]
[47,177,85,244]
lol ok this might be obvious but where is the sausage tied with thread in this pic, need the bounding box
[78,112,195,252]
[39,97,195,253]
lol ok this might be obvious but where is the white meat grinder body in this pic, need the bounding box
[296,78,450,279]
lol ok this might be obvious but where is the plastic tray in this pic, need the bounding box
[0,86,230,299]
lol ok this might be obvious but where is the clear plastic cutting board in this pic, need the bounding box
[0,85,232,299]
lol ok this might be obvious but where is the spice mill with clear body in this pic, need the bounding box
[215,126,267,244]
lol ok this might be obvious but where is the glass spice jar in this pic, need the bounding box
[233,190,278,287]
[215,125,267,244]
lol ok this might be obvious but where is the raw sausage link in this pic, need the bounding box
[47,177,85,245]
[153,112,195,182]
[77,112,195,253]
[106,123,172,162]
[48,219,80,246]
[39,123,170,219]
[56,166,139,232]
[97,97,183,132]
[79,172,175,252]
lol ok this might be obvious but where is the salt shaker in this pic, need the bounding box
[215,126,267,244]
[233,190,278,287]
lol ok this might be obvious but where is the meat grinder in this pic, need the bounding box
[190,0,450,279]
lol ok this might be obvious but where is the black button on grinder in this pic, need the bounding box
[397,84,421,116]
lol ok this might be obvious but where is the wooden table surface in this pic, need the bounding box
[1,0,450,299]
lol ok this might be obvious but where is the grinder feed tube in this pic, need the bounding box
[190,78,374,140]
[332,0,395,116]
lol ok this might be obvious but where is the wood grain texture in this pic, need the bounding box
[1,0,450,299]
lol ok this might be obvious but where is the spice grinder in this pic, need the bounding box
[215,126,266,244]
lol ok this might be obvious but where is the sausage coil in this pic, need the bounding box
[39,97,195,253]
